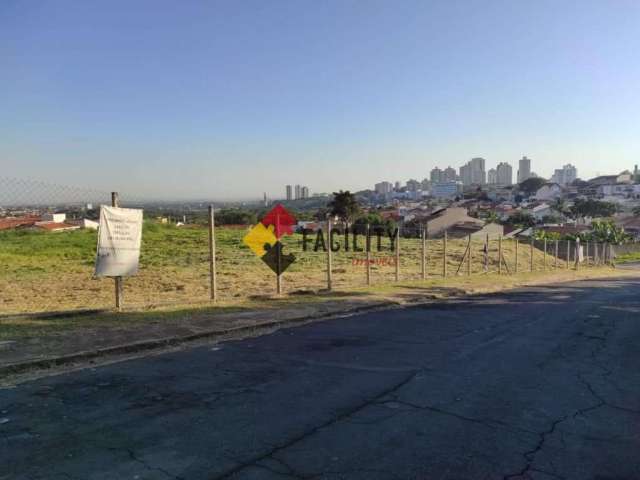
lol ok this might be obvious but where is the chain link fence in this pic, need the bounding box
[0,177,620,316]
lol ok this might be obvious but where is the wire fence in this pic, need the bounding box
[0,177,630,316]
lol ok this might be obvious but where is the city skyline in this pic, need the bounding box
[3,2,640,200]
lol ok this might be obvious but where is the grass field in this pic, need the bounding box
[0,223,581,315]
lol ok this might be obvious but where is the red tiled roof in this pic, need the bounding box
[0,216,40,230]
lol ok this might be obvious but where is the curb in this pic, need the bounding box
[0,301,399,378]
[2,268,633,380]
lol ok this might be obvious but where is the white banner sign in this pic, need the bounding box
[95,206,144,277]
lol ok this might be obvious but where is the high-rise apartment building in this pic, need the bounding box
[443,166,457,182]
[294,184,301,200]
[517,156,532,184]
[459,157,486,185]
[301,186,309,199]
[286,185,292,201]
[487,168,498,185]
[430,167,443,183]
[551,164,577,185]
[496,162,513,186]
[406,179,420,192]
[374,181,394,195]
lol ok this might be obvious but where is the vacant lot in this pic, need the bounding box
[1,223,573,315]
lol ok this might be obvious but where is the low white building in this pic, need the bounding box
[42,213,66,223]
[529,203,553,221]
[534,183,564,201]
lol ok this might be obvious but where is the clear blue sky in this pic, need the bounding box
[2,0,639,200]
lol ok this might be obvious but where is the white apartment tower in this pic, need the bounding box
[496,162,513,186]
[517,156,532,184]
[459,157,486,185]
[551,164,577,185]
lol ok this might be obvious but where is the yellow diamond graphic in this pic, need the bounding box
[243,223,277,257]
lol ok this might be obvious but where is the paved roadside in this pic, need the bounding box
[0,268,635,381]
[1,275,640,479]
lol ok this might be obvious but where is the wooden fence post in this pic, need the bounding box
[586,240,590,266]
[543,238,547,271]
[421,226,426,280]
[575,240,580,270]
[443,230,448,278]
[111,192,123,311]
[395,225,400,282]
[467,234,472,276]
[366,224,371,286]
[208,205,217,302]
[566,240,570,270]
[326,218,333,290]
[530,235,534,272]
[514,238,519,274]
[276,212,282,294]
[498,236,503,275]
[554,239,559,269]
[484,233,489,272]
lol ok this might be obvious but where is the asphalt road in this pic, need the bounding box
[2,276,640,480]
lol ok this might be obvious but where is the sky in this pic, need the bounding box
[2,0,640,200]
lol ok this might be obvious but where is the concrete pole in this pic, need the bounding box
[554,239,559,269]
[566,240,570,270]
[543,238,547,271]
[514,237,519,274]
[498,236,503,275]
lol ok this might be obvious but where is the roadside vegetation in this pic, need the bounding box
[1,222,573,315]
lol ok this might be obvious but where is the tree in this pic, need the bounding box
[352,212,395,234]
[484,211,500,224]
[551,198,568,216]
[508,211,536,228]
[519,177,547,196]
[587,220,631,244]
[570,199,617,219]
[215,208,257,226]
[327,190,361,223]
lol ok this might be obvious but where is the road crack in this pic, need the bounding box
[210,370,420,479]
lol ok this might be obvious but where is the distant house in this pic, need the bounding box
[529,203,553,221]
[0,216,40,231]
[447,221,504,239]
[421,207,484,238]
[582,171,635,197]
[296,221,322,232]
[534,184,564,201]
[41,213,67,223]
[618,216,640,241]
[68,218,99,230]
[32,222,80,232]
